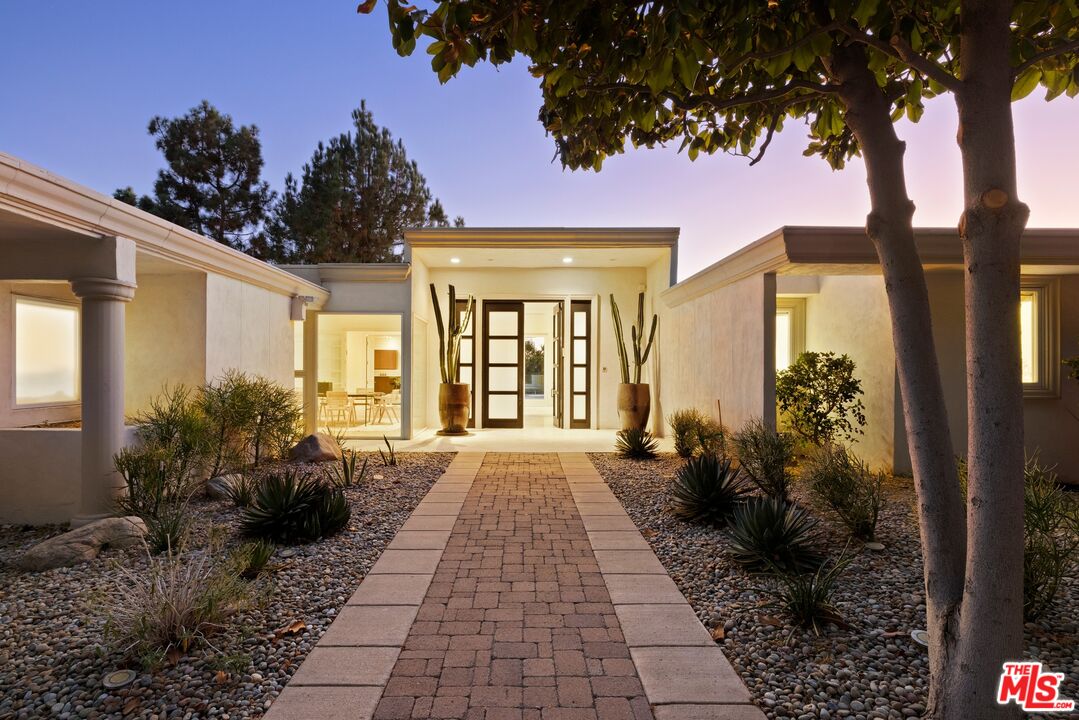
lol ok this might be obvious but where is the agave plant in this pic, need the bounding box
[241,469,351,544]
[615,428,659,460]
[728,497,823,573]
[669,454,751,523]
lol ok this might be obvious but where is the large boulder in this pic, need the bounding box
[18,516,147,571]
[288,432,342,463]
[206,473,243,500]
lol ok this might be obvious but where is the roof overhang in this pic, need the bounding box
[662,225,1079,307]
[0,152,329,306]
[405,227,679,274]
[278,263,412,284]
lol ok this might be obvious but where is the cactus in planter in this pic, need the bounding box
[610,292,657,384]
[430,283,474,383]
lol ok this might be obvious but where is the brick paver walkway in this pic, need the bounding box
[373,453,653,720]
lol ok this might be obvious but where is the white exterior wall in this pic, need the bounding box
[125,272,207,416]
[204,272,294,388]
[411,259,431,433]
[804,275,896,469]
[426,266,649,430]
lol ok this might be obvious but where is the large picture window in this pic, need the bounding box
[1020,279,1059,397]
[14,296,80,406]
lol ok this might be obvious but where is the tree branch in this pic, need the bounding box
[725,21,842,73]
[586,78,837,114]
[1014,38,1079,76]
[838,25,962,92]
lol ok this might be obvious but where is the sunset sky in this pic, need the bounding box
[3,1,1077,279]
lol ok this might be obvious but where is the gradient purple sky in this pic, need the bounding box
[2,2,1076,279]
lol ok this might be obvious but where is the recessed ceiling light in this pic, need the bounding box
[562,257,574,264]
[450,257,461,264]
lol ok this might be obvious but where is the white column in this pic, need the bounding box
[71,277,136,526]
[303,311,319,434]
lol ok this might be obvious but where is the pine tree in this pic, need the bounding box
[117,101,273,250]
[257,101,459,263]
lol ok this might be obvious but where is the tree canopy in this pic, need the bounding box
[252,102,462,264]
[115,100,273,250]
[366,0,1078,172]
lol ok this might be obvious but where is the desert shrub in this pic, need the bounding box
[729,497,823,573]
[667,408,725,459]
[731,418,797,501]
[615,428,659,460]
[758,550,854,642]
[231,539,275,580]
[247,376,303,466]
[669,454,751,523]
[803,444,884,541]
[200,372,303,474]
[114,445,200,553]
[1021,458,1078,620]
[241,469,351,544]
[776,351,866,446]
[104,546,257,666]
[132,384,210,482]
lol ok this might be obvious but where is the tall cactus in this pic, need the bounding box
[610,292,657,384]
[431,283,474,384]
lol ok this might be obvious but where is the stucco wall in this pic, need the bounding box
[0,426,137,524]
[899,271,1079,483]
[204,273,294,387]
[804,275,896,469]
[0,281,82,428]
[657,273,774,435]
[125,272,207,416]
[426,266,648,430]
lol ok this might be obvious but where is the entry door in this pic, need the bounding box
[570,300,591,428]
[552,301,565,428]
[454,299,476,428]
[482,301,525,428]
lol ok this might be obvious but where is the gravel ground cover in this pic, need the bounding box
[0,451,453,720]
[589,452,1078,720]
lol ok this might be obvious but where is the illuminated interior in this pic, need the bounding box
[317,314,403,438]
[14,296,80,406]
[775,310,793,372]
[1020,290,1037,384]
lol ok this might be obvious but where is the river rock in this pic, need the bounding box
[18,517,147,571]
[287,433,342,463]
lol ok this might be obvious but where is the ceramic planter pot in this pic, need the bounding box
[438,382,471,435]
[617,383,650,431]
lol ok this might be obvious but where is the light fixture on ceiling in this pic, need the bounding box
[450,257,461,264]
[562,256,574,264]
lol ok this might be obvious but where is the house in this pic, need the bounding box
[2,152,1076,525]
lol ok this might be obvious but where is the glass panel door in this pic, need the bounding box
[482,300,524,428]
[570,300,591,428]
[455,299,476,428]
[552,301,565,428]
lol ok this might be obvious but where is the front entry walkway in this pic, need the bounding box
[266,453,762,720]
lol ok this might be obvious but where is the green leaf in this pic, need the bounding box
[852,0,881,26]
[793,44,816,72]
[1012,68,1042,100]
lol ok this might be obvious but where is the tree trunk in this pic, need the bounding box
[826,45,969,716]
[952,0,1030,715]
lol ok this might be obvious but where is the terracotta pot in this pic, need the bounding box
[438,383,471,435]
[617,383,651,431]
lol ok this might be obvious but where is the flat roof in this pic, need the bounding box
[405,227,679,248]
[662,225,1079,307]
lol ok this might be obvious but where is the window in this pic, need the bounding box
[14,296,80,406]
[1020,279,1059,397]
[775,298,806,372]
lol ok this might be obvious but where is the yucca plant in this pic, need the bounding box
[728,497,823,573]
[241,469,351,544]
[669,454,750,523]
[224,473,259,508]
[757,550,854,643]
[615,427,659,460]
